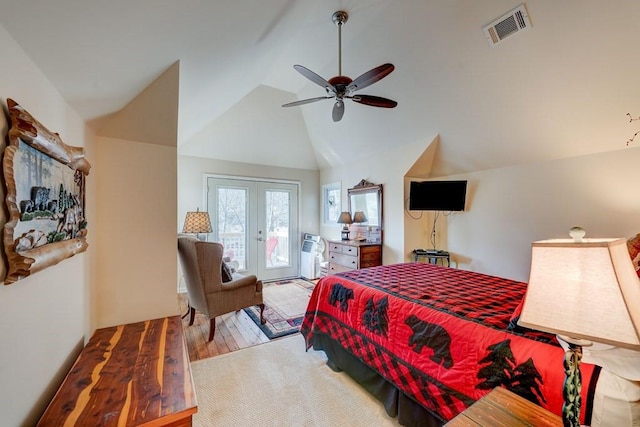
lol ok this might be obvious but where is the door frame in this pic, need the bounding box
[203,174,301,281]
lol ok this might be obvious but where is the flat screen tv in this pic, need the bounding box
[409,180,467,211]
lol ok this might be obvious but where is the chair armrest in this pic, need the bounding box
[220,274,260,291]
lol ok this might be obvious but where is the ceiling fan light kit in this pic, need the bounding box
[282,10,397,122]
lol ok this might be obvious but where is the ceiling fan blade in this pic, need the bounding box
[294,65,336,93]
[346,63,395,93]
[282,96,331,107]
[332,100,345,122]
[351,95,398,108]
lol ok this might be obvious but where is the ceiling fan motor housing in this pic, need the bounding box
[328,75,353,97]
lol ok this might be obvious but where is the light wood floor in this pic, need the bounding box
[178,293,272,362]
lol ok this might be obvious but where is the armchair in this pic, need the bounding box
[178,235,265,341]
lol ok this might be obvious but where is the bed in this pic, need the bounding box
[300,262,603,426]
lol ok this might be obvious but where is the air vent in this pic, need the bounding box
[483,4,531,46]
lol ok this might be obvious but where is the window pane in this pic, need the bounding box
[217,187,247,270]
[265,190,290,268]
[323,182,341,224]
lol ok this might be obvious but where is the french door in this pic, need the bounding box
[207,176,299,281]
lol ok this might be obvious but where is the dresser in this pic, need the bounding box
[328,240,382,273]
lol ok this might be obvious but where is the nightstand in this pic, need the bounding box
[445,387,562,426]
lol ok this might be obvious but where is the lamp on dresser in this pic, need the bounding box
[337,211,353,241]
[352,211,368,241]
[182,208,213,241]
[517,228,640,427]
[352,210,367,224]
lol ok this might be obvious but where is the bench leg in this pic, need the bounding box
[208,318,216,341]
[181,304,191,319]
[258,303,266,325]
[188,307,196,326]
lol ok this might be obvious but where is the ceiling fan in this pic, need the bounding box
[282,10,397,122]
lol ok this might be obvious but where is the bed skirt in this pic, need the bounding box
[310,332,444,427]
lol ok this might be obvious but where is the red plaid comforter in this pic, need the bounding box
[300,262,599,423]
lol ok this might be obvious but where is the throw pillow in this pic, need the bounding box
[221,262,233,283]
[627,233,640,278]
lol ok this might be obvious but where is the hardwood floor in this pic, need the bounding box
[178,292,271,362]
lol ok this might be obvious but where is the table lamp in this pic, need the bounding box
[337,211,353,241]
[182,208,213,241]
[352,211,368,240]
[352,211,368,224]
[517,228,640,426]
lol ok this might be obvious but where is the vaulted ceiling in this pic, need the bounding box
[1,1,638,175]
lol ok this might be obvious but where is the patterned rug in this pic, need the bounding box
[244,278,316,339]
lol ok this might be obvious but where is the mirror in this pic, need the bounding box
[348,179,383,229]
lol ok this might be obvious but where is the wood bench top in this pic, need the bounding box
[445,386,562,426]
[37,315,197,427]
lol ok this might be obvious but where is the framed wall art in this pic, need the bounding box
[3,98,91,285]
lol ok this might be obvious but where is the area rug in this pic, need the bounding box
[190,334,400,426]
[244,278,315,339]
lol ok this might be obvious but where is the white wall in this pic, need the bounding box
[0,24,96,426]
[95,137,178,327]
[443,146,640,282]
[93,62,180,328]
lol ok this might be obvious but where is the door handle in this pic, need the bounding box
[257,237,263,241]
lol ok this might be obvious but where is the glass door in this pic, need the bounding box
[207,177,299,281]
[257,181,298,281]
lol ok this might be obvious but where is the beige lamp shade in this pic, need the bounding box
[518,237,640,350]
[182,209,213,234]
[352,211,368,223]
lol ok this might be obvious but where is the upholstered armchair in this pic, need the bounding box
[178,235,265,341]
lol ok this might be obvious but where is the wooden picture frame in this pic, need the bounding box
[3,99,91,285]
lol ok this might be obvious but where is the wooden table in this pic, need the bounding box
[37,316,197,426]
[445,387,562,426]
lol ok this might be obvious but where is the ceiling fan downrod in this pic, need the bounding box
[332,11,348,77]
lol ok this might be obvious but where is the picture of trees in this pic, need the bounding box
[476,339,546,406]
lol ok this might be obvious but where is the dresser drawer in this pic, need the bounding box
[329,242,344,253]
[329,243,342,254]
[341,245,358,256]
[329,262,354,274]
[329,252,358,269]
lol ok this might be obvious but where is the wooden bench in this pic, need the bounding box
[445,386,561,426]
[37,316,197,426]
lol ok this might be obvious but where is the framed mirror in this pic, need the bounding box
[348,179,383,229]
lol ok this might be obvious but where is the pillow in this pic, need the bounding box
[627,233,640,278]
[221,262,234,283]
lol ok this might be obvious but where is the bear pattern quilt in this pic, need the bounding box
[300,262,599,423]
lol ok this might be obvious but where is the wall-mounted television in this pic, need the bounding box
[409,180,467,211]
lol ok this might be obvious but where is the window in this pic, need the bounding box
[322,182,341,225]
